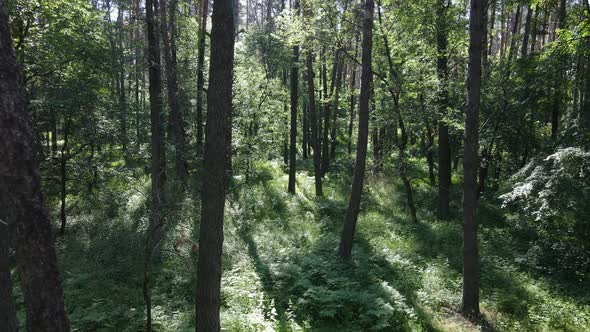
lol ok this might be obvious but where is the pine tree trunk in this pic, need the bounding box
[287,0,299,194]
[521,5,532,58]
[338,0,373,260]
[436,0,451,220]
[59,121,69,236]
[144,0,166,330]
[195,0,235,329]
[307,52,323,196]
[196,0,209,155]
[302,99,308,159]
[463,0,484,319]
[331,56,343,159]
[117,8,128,153]
[0,2,70,329]
[162,0,187,180]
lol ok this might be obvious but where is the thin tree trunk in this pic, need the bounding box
[307,53,323,196]
[195,0,235,330]
[487,0,496,60]
[530,5,539,53]
[287,0,299,194]
[162,0,188,180]
[331,56,343,159]
[338,0,373,260]
[436,0,451,220]
[144,0,166,330]
[320,49,330,176]
[196,0,209,155]
[551,0,567,140]
[463,0,484,319]
[117,8,128,153]
[59,120,69,236]
[0,2,70,328]
[302,99,308,159]
[521,5,532,58]
[347,35,359,155]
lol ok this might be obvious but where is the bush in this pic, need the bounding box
[500,147,590,278]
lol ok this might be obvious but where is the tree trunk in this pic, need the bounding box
[302,98,308,159]
[347,43,358,155]
[117,8,128,153]
[59,120,70,236]
[521,5,532,58]
[331,56,343,159]
[51,111,58,155]
[144,0,166,330]
[463,0,484,319]
[0,2,70,329]
[551,0,567,140]
[0,222,17,332]
[487,0,496,59]
[195,0,235,330]
[287,0,299,194]
[162,0,188,180]
[306,52,322,196]
[530,5,539,53]
[338,0,373,260]
[436,0,451,220]
[196,0,209,155]
[320,49,331,176]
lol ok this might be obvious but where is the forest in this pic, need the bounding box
[0,0,589,330]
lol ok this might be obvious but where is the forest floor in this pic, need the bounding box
[17,157,590,331]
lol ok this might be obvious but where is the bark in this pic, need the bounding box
[551,0,567,140]
[302,99,308,159]
[288,1,299,194]
[117,8,128,153]
[162,0,188,180]
[436,0,451,220]
[487,0,496,59]
[463,0,484,319]
[0,224,17,332]
[338,0,373,260]
[421,92,436,186]
[583,2,590,130]
[307,53,323,196]
[331,56,344,159]
[144,0,166,330]
[0,1,70,329]
[196,0,209,155]
[507,5,521,63]
[320,49,330,176]
[530,6,539,53]
[59,120,69,236]
[195,0,235,330]
[348,34,359,155]
[521,5,532,58]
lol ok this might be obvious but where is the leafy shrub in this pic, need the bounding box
[500,147,590,278]
[274,240,416,331]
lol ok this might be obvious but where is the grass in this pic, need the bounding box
[24,157,590,331]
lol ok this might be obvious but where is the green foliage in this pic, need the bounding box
[501,147,590,278]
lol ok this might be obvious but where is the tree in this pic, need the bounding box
[144,0,166,330]
[288,0,299,194]
[0,0,70,329]
[196,0,209,155]
[338,0,374,260]
[462,0,484,318]
[195,0,235,329]
[436,0,451,220]
[161,0,188,181]
[305,3,322,197]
